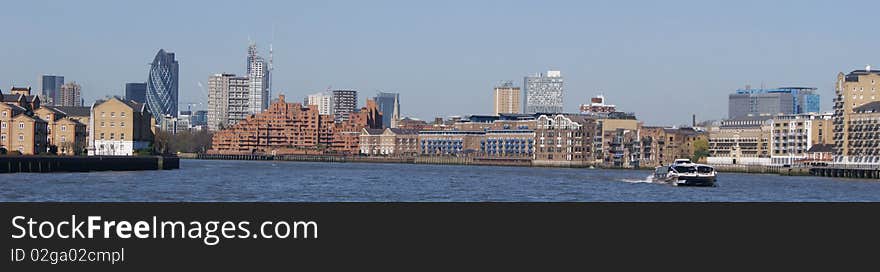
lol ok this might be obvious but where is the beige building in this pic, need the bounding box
[770,113,833,165]
[34,107,87,155]
[834,66,880,159]
[88,97,155,156]
[5,114,49,155]
[493,82,521,115]
[707,118,772,165]
[359,128,419,156]
[843,102,880,164]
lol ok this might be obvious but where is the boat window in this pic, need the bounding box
[655,167,668,174]
[697,166,714,174]
[672,166,696,173]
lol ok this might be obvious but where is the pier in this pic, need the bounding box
[0,156,180,174]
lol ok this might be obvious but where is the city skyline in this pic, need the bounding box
[2,0,879,126]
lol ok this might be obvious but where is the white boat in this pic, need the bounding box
[653,159,717,187]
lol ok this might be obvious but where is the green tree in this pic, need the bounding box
[692,138,710,163]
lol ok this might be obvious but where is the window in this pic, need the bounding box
[1,122,5,129]
[61,136,66,143]
[19,122,24,129]
[61,125,66,132]
[101,112,105,118]
[1,134,5,142]
[121,133,125,140]
[46,114,51,120]
[1,111,6,117]
[121,112,126,117]
[111,112,115,118]
[121,121,125,127]
[18,134,23,141]
[111,122,115,127]
[100,133,105,140]
[110,133,115,140]
[101,122,105,127]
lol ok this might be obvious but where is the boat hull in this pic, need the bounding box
[672,176,716,187]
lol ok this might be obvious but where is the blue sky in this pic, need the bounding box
[1,0,877,126]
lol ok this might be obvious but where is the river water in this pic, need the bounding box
[2,159,879,201]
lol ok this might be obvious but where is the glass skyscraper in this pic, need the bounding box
[374,92,400,128]
[146,49,179,121]
[125,82,147,104]
[41,75,64,105]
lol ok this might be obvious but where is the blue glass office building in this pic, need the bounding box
[729,87,820,119]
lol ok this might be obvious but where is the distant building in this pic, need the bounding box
[332,90,358,123]
[306,92,334,115]
[359,128,419,156]
[841,101,880,164]
[524,70,564,114]
[207,73,250,131]
[192,110,208,127]
[58,82,82,107]
[146,49,179,121]
[374,92,400,128]
[41,75,64,105]
[579,95,616,115]
[210,95,370,155]
[418,130,485,156]
[834,66,880,162]
[177,110,193,131]
[707,117,773,165]
[533,114,594,166]
[770,113,833,166]
[34,107,87,155]
[493,82,520,116]
[89,97,155,156]
[125,82,147,104]
[728,87,820,119]
[246,43,270,114]
[0,101,49,155]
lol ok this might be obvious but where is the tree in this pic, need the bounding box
[692,138,710,163]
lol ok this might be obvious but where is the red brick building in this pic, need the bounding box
[210,95,374,155]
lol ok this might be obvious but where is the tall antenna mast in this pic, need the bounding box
[269,24,275,99]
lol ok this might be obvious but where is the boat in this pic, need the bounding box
[653,159,717,187]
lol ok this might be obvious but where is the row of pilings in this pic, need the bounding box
[810,167,880,179]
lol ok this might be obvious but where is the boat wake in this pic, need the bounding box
[619,175,656,184]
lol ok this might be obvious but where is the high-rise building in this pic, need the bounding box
[374,92,400,128]
[125,82,147,104]
[833,66,880,159]
[307,92,334,115]
[192,110,208,127]
[58,82,82,107]
[493,82,520,115]
[207,73,250,131]
[728,87,820,119]
[524,70,564,114]
[332,90,358,123]
[41,75,64,105]
[146,49,179,121]
[247,43,270,114]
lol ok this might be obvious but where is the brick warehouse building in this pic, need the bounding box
[210,95,378,155]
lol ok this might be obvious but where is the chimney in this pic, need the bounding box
[692,114,696,127]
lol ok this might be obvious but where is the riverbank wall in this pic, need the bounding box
[0,155,180,174]
[188,153,877,179]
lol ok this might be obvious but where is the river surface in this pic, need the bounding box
[2,159,880,201]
